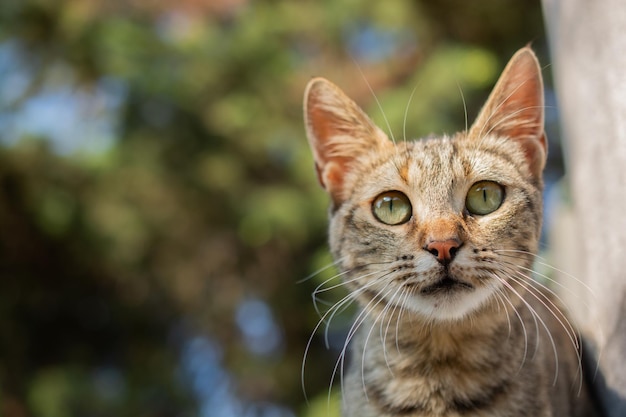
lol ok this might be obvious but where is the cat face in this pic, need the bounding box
[305,47,547,321]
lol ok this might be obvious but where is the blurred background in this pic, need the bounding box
[0,1,558,416]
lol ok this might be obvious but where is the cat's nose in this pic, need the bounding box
[425,239,461,265]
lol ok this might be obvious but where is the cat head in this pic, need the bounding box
[304,47,547,321]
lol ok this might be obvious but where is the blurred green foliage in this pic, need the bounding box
[0,0,546,416]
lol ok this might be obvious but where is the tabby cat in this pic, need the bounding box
[303,47,598,416]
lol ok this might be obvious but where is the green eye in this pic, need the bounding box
[372,191,412,225]
[466,181,504,215]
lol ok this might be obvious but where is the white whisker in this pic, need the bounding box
[381,286,409,375]
[497,261,580,350]
[503,268,584,394]
[395,286,414,354]
[332,280,394,407]
[498,257,592,314]
[302,269,389,402]
[491,271,559,384]
[297,256,347,284]
[496,285,530,373]
[456,81,469,134]
[359,286,397,400]
[353,60,396,144]
[403,82,421,142]
[312,268,357,317]
[321,266,399,347]
[494,249,597,299]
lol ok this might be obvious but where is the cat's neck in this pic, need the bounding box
[350,299,545,417]
[375,299,516,362]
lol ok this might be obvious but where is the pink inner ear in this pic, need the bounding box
[304,77,392,203]
[521,132,547,177]
[310,124,390,204]
[471,48,547,177]
[504,71,546,176]
[307,104,349,194]
[499,68,544,143]
[314,160,346,192]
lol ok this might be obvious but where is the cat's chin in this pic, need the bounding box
[402,283,495,322]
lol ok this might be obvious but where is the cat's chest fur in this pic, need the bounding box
[303,47,598,417]
[343,297,575,417]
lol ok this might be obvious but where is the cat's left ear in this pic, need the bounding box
[469,47,547,177]
[304,77,391,204]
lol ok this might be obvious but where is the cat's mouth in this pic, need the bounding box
[420,275,473,295]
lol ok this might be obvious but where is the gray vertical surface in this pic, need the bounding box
[543,1,626,415]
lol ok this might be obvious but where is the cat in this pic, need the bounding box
[303,47,599,416]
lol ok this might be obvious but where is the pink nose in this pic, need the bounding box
[426,239,461,264]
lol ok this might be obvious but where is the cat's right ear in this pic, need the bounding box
[304,78,391,204]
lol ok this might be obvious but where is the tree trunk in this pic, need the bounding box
[542,1,626,415]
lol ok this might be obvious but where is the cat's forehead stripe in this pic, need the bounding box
[398,161,410,184]
[411,136,529,184]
